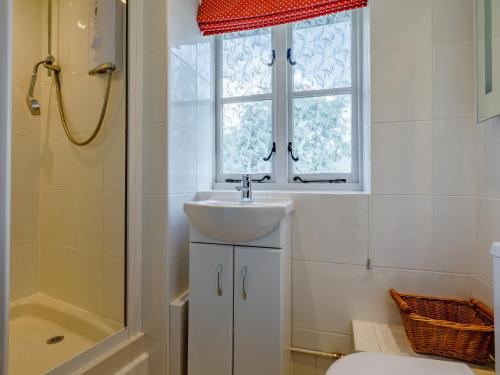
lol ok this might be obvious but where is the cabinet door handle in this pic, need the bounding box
[217,264,223,296]
[242,266,248,300]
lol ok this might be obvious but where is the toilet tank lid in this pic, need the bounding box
[491,243,500,258]
[327,353,473,375]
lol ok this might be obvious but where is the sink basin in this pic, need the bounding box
[184,198,294,243]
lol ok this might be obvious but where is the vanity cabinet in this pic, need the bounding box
[188,218,291,375]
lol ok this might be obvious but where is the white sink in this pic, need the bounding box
[184,198,294,243]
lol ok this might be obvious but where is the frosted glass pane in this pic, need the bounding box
[293,13,352,91]
[221,29,273,98]
[293,95,352,174]
[222,101,272,174]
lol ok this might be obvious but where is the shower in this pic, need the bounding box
[9,0,127,373]
[27,0,119,146]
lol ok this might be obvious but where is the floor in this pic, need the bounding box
[352,320,495,375]
[9,294,122,375]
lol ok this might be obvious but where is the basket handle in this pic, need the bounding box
[390,289,411,314]
[470,298,494,320]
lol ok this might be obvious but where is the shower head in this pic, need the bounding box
[26,58,52,116]
[26,96,41,116]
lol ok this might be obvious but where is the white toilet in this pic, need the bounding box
[325,352,473,375]
[326,242,500,375]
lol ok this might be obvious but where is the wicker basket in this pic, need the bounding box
[389,289,494,365]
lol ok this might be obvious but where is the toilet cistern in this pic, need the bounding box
[235,174,253,203]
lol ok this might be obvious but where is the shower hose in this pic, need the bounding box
[52,65,115,146]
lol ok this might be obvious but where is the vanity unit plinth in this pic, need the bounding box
[185,199,293,375]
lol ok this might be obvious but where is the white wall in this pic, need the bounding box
[291,1,477,373]
[37,0,126,323]
[141,0,169,371]
[142,1,488,375]
[141,1,214,373]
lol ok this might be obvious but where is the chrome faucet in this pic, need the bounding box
[235,174,253,203]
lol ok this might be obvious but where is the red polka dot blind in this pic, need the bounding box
[197,0,368,35]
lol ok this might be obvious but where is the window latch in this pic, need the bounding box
[293,176,347,184]
[225,175,271,183]
[263,142,276,161]
[288,142,299,162]
[287,48,297,66]
[267,49,276,67]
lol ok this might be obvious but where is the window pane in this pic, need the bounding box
[221,29,273,98]
[222,101,272,174]
[293,95,352,174]
[293,13,352,91]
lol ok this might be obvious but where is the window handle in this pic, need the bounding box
[225,175,271,183]
[263,142,276,161]
[267,49,276,67]
[287,48,297,66]
[293,176,347,184]
[288,142,299,162]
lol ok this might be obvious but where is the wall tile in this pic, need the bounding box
[169,125,197,194]
[12,0,42,81]
[291,195,369,265]
[143,52,168,125]
[478,117,500,199]
[40,132,104,191]
[142,265,168,342]
[143,124,167,195]
[143,0,167,56]
[371,196,474,273]
[292,261,372,334]
[432,119,476,196]
[40,190,103,253]
[168,194,195,267]
[432,0,473,45]
[103,192,126,259]
[11,135,40,189]
[371,0,431,52]
[142,195,168,269]
[168,0,200,51]
[372,122,433,195]
[170,53,197,131]
[40,243,103,315]
[432,42,474,120]
[372,47,432,123]
[10,242,39,301]
[103,127,126,192]
[102,255,125,323]
[169,258,189,302]
[11,190,39,246]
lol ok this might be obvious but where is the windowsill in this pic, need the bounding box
[204,184,371,197]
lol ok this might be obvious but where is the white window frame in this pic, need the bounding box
[215,29,277,184]
[214,10,364,191]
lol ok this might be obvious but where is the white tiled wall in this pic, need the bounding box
[141,0,169,372]
[291,1,477,373]
[145,1,498,375]
[35,0,126,324]
[141,0,214,374]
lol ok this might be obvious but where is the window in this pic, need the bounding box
[215,11,362,188]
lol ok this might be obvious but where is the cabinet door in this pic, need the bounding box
[188,243,233,375]
[233,247,284,375]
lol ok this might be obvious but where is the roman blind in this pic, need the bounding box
[197,0,368,35]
